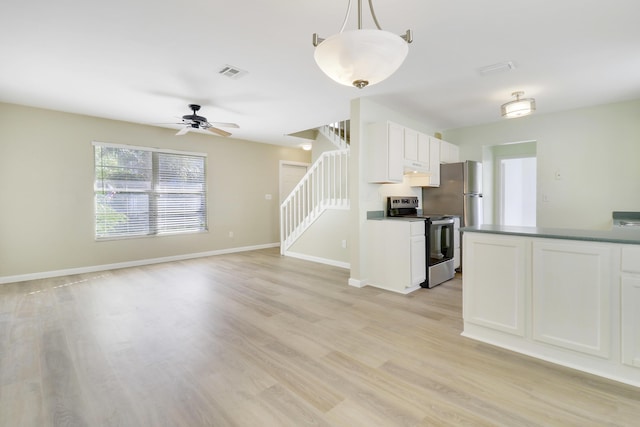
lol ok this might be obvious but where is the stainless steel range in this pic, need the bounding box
[387,196,455,288]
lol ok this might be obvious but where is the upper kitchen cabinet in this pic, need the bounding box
[368,121,435,184]
[403,128,430,172]
[367,121,404,183]
[440,140,460,164]
[428,137,441,186]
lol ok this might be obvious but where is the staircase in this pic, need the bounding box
[320,120,350,150]
[280,120,350,255]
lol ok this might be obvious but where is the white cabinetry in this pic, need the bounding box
[463,230,640,388]
[463,232,528,336]
[621,246,640,368]
[410,221,427,286]
[367,121,404,183]
[368,121,448,185]
[367,220,425,293]
[428,137,441,186]
[440,140,460,164]
[532,240,612,357]
[403,128,430,172]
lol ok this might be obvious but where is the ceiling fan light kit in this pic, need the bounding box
[312,0,412,89]
[174,104,239,137]
[501,91,536,118]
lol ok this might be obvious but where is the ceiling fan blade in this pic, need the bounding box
[207,127,232,137]
[176,126,190,136]
[208,121,239,129]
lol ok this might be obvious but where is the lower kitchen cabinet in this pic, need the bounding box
[622,276,640,367]
[532,239,612,358]
[621,246,640,368]
[463,229,640,387]
[410,232,427,287]
[366,219,425,293]
[463,232,528,336]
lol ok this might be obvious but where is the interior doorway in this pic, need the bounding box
[484,140,537,226]
[498,156,537,226]
[279,161,310,205]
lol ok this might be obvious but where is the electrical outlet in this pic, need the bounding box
[228,231,234,238]
[341,239,347,248]
[265,194,272,200]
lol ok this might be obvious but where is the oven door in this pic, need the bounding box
[429,218,455,265]
[424,218,455,288]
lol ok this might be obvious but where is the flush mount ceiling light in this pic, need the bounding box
[501,91,536,118]
[312,0,413,89]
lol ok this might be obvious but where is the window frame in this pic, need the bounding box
[93,141,208,241]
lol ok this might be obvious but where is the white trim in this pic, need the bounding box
[0,243,279,285]
[92,140,207,157]
[283,250,350,269]
[279,160,311,205]
[348,277,367,288]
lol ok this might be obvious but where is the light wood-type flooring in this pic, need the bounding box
[1,247,639,426]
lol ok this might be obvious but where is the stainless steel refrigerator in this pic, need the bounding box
[422,161,483,227]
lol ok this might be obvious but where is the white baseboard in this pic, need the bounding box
[283,250,350,270]
[0,243,280,285]
[348,277,367,288]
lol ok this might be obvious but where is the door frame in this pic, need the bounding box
[279,160,311,205]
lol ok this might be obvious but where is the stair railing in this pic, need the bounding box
[319,120,350,150]
[280,149,349,254]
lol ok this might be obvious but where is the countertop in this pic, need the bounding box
[461,224,640,245]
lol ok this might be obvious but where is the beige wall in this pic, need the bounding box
[0,103,310,280]
[288,209,349,266]
[443,99,640,229]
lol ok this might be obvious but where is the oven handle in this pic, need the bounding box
[430,218,454,226]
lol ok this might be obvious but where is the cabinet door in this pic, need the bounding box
[387,122,404,182]
[463,233,528,336]
[417,132,430,167]
[448,143,459,163]
[428,137,440,186]
[532,240,612,358]
[439,140,460,164]
[403,128,418,162]
[410,235,426,287]
[622,276,640,368]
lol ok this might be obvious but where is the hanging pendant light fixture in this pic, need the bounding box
[312,0,413,89]
[501,91,536,118]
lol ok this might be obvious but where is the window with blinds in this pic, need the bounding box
[94,142,207,239]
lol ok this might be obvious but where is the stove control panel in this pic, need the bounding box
[388,196,419,209]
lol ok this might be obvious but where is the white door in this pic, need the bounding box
[279,162,310,204]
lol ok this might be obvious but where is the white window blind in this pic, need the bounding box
[94,143,207,239]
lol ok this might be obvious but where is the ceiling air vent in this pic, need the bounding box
[477,61,516,76]
[218,65,248,79]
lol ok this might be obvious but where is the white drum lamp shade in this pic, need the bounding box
[501,91,536,118]
[314,29,409,89]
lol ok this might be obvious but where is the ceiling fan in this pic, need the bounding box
[174,104,239,137]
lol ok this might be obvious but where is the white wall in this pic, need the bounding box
[443,99,640,229]
[0,102,310,280]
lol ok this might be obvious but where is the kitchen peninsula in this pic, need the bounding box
[461,225,640,388]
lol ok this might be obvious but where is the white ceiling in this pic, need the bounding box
[2,0,640,147]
